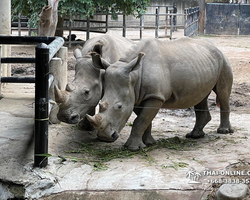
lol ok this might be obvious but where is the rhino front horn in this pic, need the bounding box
[86,114,101,128]
[54,84,66,103]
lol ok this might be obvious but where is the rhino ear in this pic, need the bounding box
[93,43,103,55]
[73,48,83,61]
[91,52,110,70]
[123,52,145,75]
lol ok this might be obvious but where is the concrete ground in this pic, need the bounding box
[0,82,212,200]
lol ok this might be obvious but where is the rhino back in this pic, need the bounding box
[124,38,230,108]
[81,31,134,64]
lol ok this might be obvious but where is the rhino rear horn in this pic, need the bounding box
[66,83,76,92]
[99,101,108,112]
[54,84,67,103]
[86,114,102,128]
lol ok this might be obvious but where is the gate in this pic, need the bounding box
[184,7,199,37]
[206,3,250,35]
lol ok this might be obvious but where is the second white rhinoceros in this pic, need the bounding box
[86,37,234,150]
[54,31,134,130]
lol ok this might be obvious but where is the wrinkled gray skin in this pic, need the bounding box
[54,31,134,130]
[86,37,234,150]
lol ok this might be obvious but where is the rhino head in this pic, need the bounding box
[86,52,145,142]
[55,48,109,125]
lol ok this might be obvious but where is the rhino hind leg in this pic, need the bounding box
[186,95,211,138]
[213,85,234,134]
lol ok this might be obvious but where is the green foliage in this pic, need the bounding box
[11,0,150,28]
[63,136,197,170]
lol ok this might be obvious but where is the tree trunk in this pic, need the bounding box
[55,16,64,37]
[38,0,60,36]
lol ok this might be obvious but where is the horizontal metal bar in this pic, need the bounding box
[1,57,35,63]
[64,19,107,24]
[187,29,199,37]
[47,37,64,61]
[0,36,56,45]
[186,20,199,28]
[144,13,185,16]
[149,5,173,7]
[48,74,54,89]
[1,77,35,83]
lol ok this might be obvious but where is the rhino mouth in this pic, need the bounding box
[97,131,119,142]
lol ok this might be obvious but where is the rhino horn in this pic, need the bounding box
[66,83,76,92]
[86,114,102,128]
[99,101,108,112]
[123,52,145,74]
[54,84,67,103]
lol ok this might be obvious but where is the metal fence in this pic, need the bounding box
[184,7,199,37]
[11,4,200,46]
[0,36,65,167]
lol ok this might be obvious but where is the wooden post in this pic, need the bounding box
[165,7,168,36]
[18,13,21,36]
[184,9,187,36]
[198,0,205,35]
[69,17,72,47]
[140,15,144,39]
[123,15,126,37]
[155,8,159,38]
[105,15,108,33]
[173,2,177,31]
[86,17,90,40]
[170,13,173,39]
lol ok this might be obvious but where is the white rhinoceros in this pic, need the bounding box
[86,37,234,150]
[54,31,134,130]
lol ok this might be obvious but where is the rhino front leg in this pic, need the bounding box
[133,108,156,146]
[125,99,162,151]
[186,95,211,138]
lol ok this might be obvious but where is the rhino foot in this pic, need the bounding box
[142,135,156,146]
[217,127,234,134]
[125,139,146,151]
[186,130,205,139]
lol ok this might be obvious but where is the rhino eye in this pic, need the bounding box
[116,103,122,110]
[84,89,90,95]
[81,89,90,99]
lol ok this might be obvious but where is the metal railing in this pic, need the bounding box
[0,36,65,167]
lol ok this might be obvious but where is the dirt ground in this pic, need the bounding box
[7,32,250,199]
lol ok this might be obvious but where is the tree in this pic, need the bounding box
[11,0,150,36]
